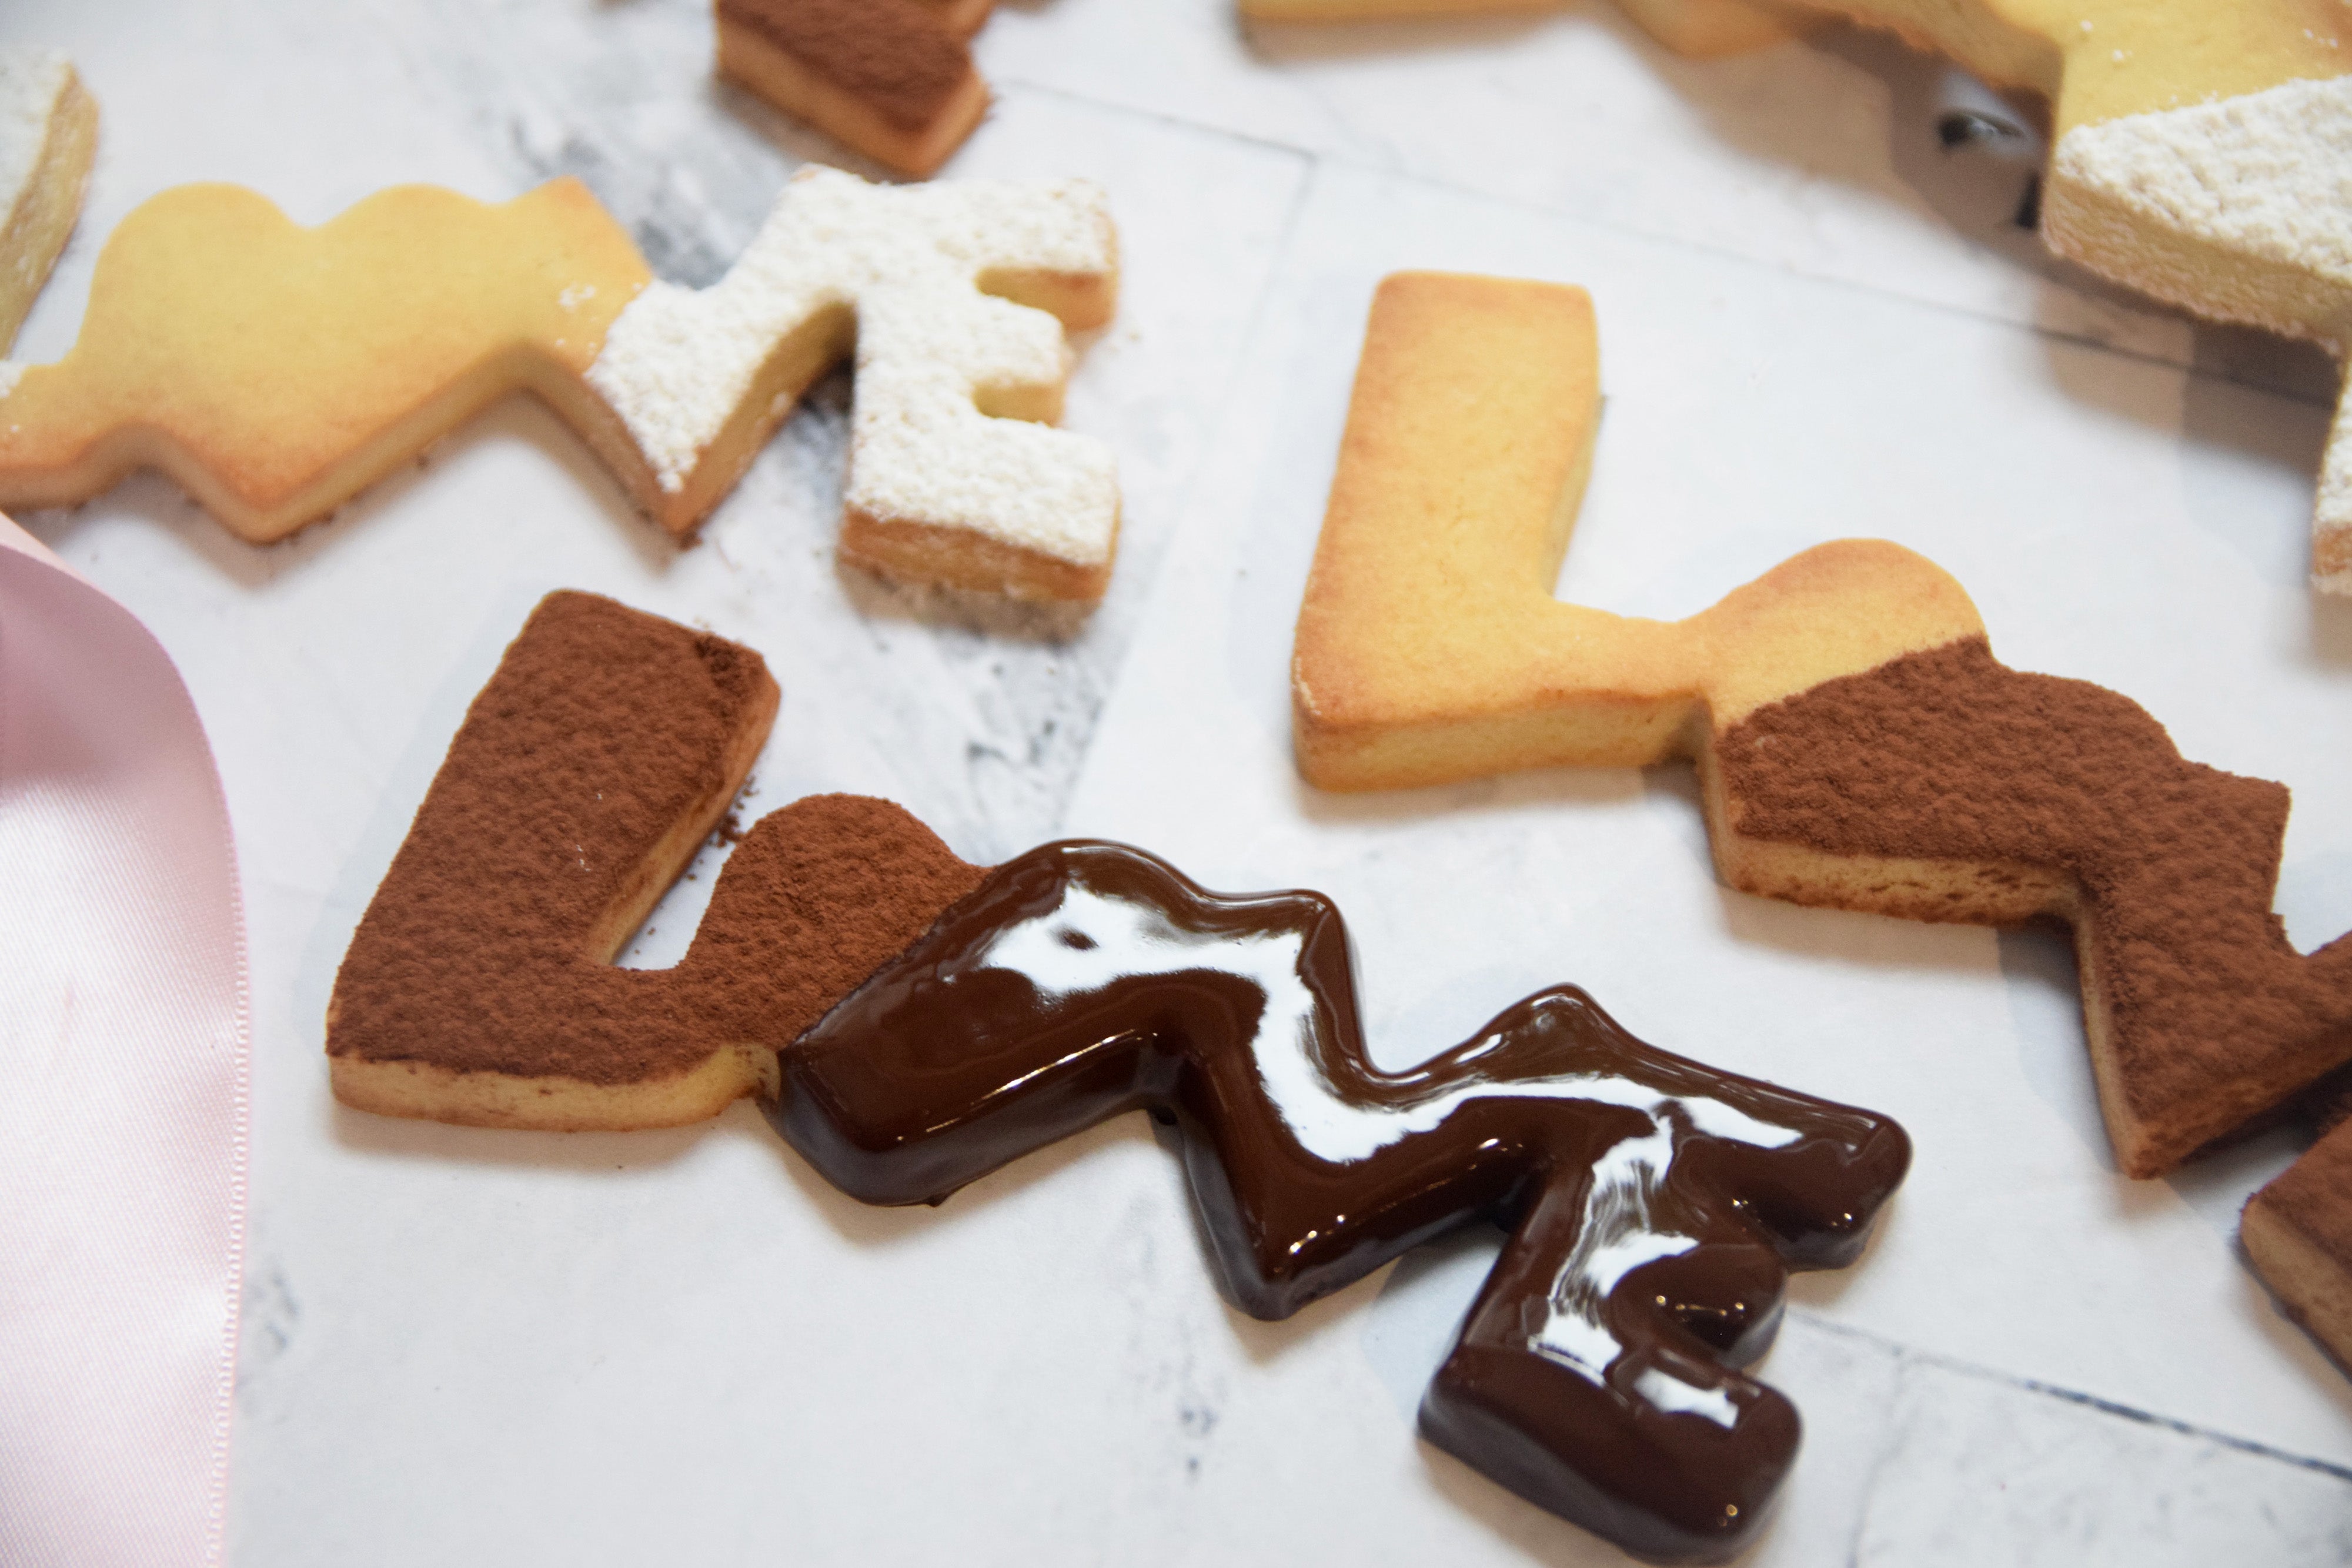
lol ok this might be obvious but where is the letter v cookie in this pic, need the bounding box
[326,590,988,1131]
[1291,270,2352,1178]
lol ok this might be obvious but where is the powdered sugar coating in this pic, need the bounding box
[2054,76,2352,300]
[587,166,1118,569]
[2054,75,2352,592]
[0,49,71,254]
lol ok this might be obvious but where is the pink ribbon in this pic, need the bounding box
[0,513,248,1567]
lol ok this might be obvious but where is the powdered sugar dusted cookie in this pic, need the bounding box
[0,165,1121,601]
[1803,0,2352,589]
[0,48,96,355]
[2044,75,2352,588]
[1292,272,2352,1179]
[587,165,1120,601]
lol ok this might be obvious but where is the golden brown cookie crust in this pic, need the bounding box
[0,180,652,541]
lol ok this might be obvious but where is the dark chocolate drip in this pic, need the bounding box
[774,841,1910,1564]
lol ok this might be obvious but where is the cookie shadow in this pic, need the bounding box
[328,1095,721,1175]
[1287,758,1646,830]
[1418,1432,1663,1566]
[15,391,677,591]
[835,553,1099,644]
[761,1101,1160,1248]
[1242,8,1556,68]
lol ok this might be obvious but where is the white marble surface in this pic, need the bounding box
[5,0,2350,1563]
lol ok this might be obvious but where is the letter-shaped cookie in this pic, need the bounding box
[326,591,985,1129]
[1291,271,2352,1177]
[587,165,1121,600]
[0,48,96,354]
[1814,0,2352,587]
[329,589,1909,1565]
[0,166,1121,601]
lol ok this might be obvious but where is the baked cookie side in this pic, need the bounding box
[2244,1118,2352,1377]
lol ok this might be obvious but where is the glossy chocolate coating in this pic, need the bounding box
[771,841,1910,1563]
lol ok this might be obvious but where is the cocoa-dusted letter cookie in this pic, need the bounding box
[326,591,983,1129]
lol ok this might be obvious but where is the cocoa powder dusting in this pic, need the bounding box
[328,593,983,1085]
[720,0,971,131]
[1718,637,2352,1164]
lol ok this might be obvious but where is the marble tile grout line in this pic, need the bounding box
[1790,1307,2352,1484]
[995,75,2339,413]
